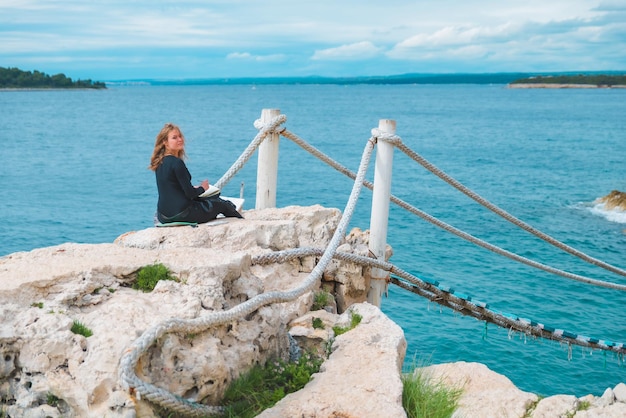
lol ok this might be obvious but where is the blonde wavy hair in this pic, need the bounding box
[149,123,187,171]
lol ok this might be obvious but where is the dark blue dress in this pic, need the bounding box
[155,155,242,224]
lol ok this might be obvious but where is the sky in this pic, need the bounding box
[1,0,625,81]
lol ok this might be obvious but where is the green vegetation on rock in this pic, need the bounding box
[0,66,106,89]
[332,311,362,336]
[402,367,463,418]
[311,290,333,311]
[133,263,177,292]
[221,351,323,418]
[70,320,93,338]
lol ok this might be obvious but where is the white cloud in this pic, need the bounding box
[386,10,625,71]
[311,41,382,61]
[226,52,285,62]
[0,0,624,78]
[392,23,519,51]
[227,52,253,60]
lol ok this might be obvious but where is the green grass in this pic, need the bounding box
[70,320,93,338]
[402,367,463,418]
[332,311,362,336]
[311,290,333,311]
[222,351,323,418]
[312,317,324,329]
[133,263,177,292]
[46,393,60,407]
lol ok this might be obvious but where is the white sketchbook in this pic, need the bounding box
[198,185,220,198]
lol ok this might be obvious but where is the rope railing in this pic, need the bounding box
[252,247,626,356]
[119,113,625,415]
[393,140,626,278]
[213,113,287,190]
[279,126,626,291]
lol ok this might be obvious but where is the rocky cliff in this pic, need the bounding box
[1,205,624,417]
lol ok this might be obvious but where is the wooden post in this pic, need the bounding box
[367,119,396,307]
[256,108,280,209]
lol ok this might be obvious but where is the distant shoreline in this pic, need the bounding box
[0,67,107,89]
[508,83,626,89]
[0,87,106,91]
[508,74,626,89]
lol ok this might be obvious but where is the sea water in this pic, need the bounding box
[1,84,625,397]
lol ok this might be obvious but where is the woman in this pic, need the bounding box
[149,123,243,224]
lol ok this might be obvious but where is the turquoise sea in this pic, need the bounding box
[1,84,625,398]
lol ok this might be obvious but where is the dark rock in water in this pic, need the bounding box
[598,190,626,211]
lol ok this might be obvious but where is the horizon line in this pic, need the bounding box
[103,70,626,85]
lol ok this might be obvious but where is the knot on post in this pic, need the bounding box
[371,128,402,145]
[253,114,287,135]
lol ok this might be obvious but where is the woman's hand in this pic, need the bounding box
[200,179,209,190]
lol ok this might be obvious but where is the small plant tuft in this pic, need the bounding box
[133,263,177,292]
[402,367,462,418]
[312,317,324,329]
[31,302,43,309]
[46,392,60,407]
[311,290,333,311]
[578,400,591,411]
[523,396,543,418]
[222,351,323,418]
[563,399,592,418]
[332,311,362,336]
[71,320,93,338]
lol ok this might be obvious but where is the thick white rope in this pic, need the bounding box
[280,128,626,291]
[118,124,375,416]
[213,114,287,190]
[392,137,626,278]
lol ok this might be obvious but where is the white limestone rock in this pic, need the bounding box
[575,402,626,417]
[422,361,538,418]
[258,302,408,418]
[613,382,626,403]
[0,205,341,417]
[2,204,625,417]
[288,309,336,358]
[598,387,616,407]
[323,227,392,313]
[532,394,578,418]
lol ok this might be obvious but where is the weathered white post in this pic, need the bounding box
[256,108,280,209]
[367,119,396,307]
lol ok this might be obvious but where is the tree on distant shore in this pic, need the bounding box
[510,74,626,86]
[0,67,106,89]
